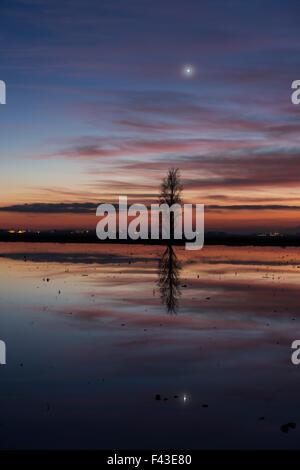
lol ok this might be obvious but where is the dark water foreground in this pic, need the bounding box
[0,242,300,449]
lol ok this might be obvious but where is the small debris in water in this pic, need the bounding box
[281,422,296,433]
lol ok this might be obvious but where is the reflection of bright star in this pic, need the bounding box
[183,65,194,77]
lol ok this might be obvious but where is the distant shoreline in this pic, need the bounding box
[0,231,300,247]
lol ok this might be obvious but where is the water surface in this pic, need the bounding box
[0,242,299,449]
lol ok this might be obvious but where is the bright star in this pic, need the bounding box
[182,65,195,77]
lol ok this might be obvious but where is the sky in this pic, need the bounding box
[1,0,300,233]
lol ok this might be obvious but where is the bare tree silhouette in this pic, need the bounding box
[159,168,183,206]
[159,168,183,240]
[157,245,182,314]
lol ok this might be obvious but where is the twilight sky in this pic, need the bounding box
[1,0,300,233]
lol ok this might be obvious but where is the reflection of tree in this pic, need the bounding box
[157,245,182,314]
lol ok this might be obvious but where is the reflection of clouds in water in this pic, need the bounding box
[2,244,300,448]
[157,245,182,314]
[200,259,300,267]
[0,252,157,265]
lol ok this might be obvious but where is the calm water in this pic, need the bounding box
[0,242,300,449]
